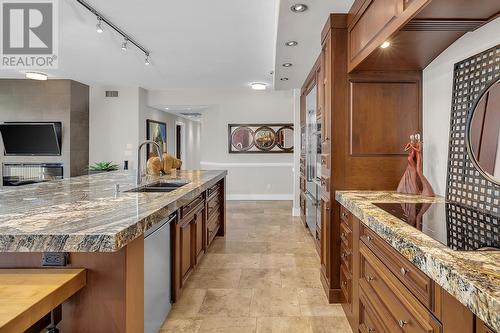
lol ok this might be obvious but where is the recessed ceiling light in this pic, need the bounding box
[164,107,169,110]
[282,63,293,67]
[290,4,308,13]
[280,78,289,81]
[380,41,391,49]
[285,41,298,47]
[250,82,267,90]
[25,72,48,80]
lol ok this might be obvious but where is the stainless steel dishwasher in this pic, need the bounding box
[144,213,175,333]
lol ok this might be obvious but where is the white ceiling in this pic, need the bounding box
[274,0,354,90]
[0,0,278,90]
[0,0,353,91]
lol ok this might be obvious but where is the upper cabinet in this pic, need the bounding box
[347,0,500,72]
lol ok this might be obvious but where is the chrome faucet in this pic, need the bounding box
[137,140,163,186]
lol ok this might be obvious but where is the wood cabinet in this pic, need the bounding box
[347,0,500,72]
[173,179,226,302]
[338,205,494,333]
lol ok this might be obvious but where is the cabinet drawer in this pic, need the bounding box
[361,225,433,309]
[340,206,353,229]
[360,243,441,333]
[340,222,352,248]
[206,213,220,246]
[207,182,220,199]
[207,194,221,218]
[340,241,352,274]
[340,264,352,305]
[181,194,205,218]
[359,287,387,333]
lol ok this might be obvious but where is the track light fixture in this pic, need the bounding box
[77,0,151,65]
[121,38,128,51]
[96,17,103,33]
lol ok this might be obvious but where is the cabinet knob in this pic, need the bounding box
[398,320,408,328]
[400,267,408,276]
[365,276,374,282]
[342,280,348,286]
[366,236,372,242]
[194,213,198,220]
[368,328,375,333]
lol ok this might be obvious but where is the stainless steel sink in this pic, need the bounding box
[126,179,191,193]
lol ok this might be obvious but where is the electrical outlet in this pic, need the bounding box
[42,252,67,266]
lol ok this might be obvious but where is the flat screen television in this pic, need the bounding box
[0,122,62,156]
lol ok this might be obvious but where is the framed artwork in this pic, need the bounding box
[146,119,167,158]
[228,123,294,154]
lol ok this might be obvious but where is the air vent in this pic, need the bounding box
[105,90,119,97]
[180,112,202,118]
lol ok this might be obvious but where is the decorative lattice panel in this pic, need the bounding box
[446,203,500,251]
[445,44,500,216]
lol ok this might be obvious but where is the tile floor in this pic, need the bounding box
[161,201,352,333]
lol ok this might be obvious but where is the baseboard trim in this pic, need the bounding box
[227,194,293,201]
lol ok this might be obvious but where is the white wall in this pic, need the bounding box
[148,89,295,200]
[89,85,139,169]
[423,18,500,196]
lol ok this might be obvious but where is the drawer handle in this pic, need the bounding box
[368,328,375,333]
[366,235,372,242]
[365,276,375,282]
[400,267,409,276]
[398,320,408,328]
[341,212,348,218]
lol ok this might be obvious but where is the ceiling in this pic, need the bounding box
[0,0,353,91]
[274,0,354,90]
[0,0,278,90]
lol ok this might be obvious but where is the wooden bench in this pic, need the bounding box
[0,269,86,333]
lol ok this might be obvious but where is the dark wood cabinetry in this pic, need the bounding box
[173,179,226,302]
[338,205,494,333]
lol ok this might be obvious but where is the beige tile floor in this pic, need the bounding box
[161,201,353,333]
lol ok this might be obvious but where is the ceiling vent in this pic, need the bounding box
[180,112,202,118]
[105,91,119,97]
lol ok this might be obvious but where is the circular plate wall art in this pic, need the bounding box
[254,126,276,151]
[276,125,294,152]
[231,126,255,152]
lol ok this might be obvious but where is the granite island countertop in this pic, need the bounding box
[336,191,500,332]
[0,170,227,253]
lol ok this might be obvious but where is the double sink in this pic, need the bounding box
[126,179,191,193]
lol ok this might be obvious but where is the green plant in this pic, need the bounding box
[88,162,119,172]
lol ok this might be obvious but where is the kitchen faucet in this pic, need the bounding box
[137,140,163,186]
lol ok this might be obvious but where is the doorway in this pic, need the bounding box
[175,121,186,169]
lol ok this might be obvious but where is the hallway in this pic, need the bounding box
[161,201,352,333]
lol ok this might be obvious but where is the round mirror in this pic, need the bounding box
[467,79,500,184]
[276,126,294,151]
[231,126,254,151]
[254,126,276,151]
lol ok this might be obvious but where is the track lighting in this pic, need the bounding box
[96,17,103,33]
[77,0,151,66]
[121,39,128,51]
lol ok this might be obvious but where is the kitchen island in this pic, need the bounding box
[336,191,499,333]
[0,169,227,332]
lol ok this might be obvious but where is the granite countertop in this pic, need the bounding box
[336,191,500,332]
[0,170,227,253]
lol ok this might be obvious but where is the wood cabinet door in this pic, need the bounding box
[320,198,330,277]
[194,209,205,263]
[180,220,193,283]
